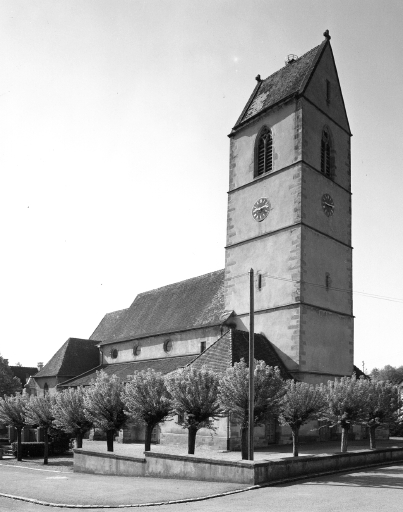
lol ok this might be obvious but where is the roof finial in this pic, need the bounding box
[255,74,262,82]
[323,29,331,40]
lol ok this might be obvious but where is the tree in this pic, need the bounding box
[52,387,93,448]
[0,393,28,461]
[24,395,55,464]
[122,369,172,452]
[0,355,22,397]
[219,360,285,459]
[370,365,403,385]
[278,381,326,457]
[166,366,221,455]
[321,375,368,453]
[83,371,126,452]
[359,379,400,449]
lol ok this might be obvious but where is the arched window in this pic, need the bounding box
[255,127,273,177]
[321,129,332,178]
[43,383,49,396]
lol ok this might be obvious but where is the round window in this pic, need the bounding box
[110,348,118,359]
[133,344,141,356]
[164,340,173,353]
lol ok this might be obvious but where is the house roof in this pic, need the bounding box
[34,338,100,379]
[232,38,327,132]
[353,365,370,380]
[10,366,38,387]
[189,329,293,379]
[59,354,197,388]
[92,269,229,345]
[90,309,129,342]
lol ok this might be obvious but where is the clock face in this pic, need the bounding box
[252,197,271,222]
[322,193,334,217]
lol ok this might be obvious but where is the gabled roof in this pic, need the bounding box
[59,354,197,388]
[94,269,228,345]
[10,366,37,387]
[353,365,370,380]
[232,38,327,132]
[34,338,100,379]
[188,329,292,379]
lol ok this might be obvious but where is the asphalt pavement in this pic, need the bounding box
[0,438,402,510]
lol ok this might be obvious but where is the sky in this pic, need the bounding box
[0,0,402,373]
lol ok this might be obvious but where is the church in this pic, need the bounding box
[33,31,356,448]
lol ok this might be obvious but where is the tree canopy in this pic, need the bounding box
[166,366,221,454]
[219,359,285,459]
[123,369,172,451]
[0,355,22,397]
[370,365,403,385]
[321,375,368,452]
[84,371,126,452]
[52,387,93,448]
[278,381,326,456]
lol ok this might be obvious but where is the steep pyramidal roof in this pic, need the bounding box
[92,269,229,345]
[34,338,100,379]
[233,36,328,132]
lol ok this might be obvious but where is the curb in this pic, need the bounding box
[0,486,260,509]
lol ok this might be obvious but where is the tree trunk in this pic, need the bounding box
[291,428,299,457]
[188,426,198,455]
[240,426,248,460]
[106,430,114,452]
[16,427,22,461]
[76,432,83,449]
[369,426,377,449]
[145,424,154,452]
[341,426,349,453]
[44,430,49,465]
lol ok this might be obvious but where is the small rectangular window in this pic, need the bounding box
[326,80,331,104]
[200,341,206,353]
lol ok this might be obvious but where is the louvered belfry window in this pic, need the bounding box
[256,127,273,176]
[321,130,331,177]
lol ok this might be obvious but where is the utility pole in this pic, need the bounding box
[248,268,254,461]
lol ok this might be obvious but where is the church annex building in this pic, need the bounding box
[32,32,357,448]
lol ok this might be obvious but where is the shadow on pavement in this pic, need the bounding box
[292,464,403,490]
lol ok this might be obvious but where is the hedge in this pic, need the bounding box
[11,438,70,458]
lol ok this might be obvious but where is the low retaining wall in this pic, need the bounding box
[74,446,403,484]
[74,450,146,477]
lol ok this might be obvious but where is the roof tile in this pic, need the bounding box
[34,338,100,379]
[233,41,326,130]
[95,269,227,345]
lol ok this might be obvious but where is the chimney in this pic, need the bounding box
[37,362,43,371]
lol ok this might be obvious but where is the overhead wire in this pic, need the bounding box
[258,272,403,304]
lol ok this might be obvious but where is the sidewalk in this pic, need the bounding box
[0,438,402,508]
[78,437,403,462]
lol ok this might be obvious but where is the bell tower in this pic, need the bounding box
[224,32,353,384]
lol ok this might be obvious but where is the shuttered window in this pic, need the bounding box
[321,130,331,178]
[255,127,273,177]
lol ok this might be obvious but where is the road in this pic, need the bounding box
[0,463,402,511]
